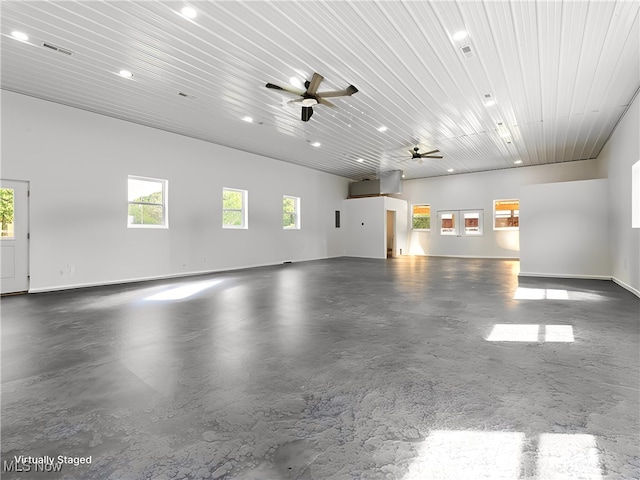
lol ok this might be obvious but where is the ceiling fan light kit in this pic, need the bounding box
[266,72,358,122]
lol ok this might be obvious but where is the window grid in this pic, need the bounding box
[222,188,248,229]
[412,204,431,230]
[283,195,300,229]
[494,199,520,230]
[127,176,168,228]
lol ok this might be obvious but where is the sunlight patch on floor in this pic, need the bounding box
[144,279,222,301]
[514,287,569,300]
[403,430,524,480]
[537,433,601,479]
[486,324,574,342]
[487,324,540,342]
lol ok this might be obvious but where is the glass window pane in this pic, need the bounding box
[0,188,15,238]
[223,190,242,209]
[283,213,296,228]
[128,178,163,203]
[128,204,163,225]
[283,196,299,228]
[412,204,431,230]
[222,188,246,228]
[494,199,519,229]
[223,210,243,226]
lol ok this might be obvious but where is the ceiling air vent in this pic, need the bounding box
[42,42,73,56]
[460,45,473,58]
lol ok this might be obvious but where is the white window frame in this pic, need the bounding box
[222,187,248,229]
[493,199,520,231]
[412,204,431,231]
[438,211,458,236]
[462,209,484,236]
[127,175,168,229]
[283,195,300,229]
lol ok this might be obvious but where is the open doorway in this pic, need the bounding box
[386,210,396,258]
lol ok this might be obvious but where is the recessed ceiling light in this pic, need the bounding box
[514,159,523,165]
[242,116,253,123]
[377,126,388,132]
[453,30,468,41]
[402,174,406,178]
[447,168,454,173]
[484,100,496,107]
[11,31,29,42]
[357,158,364,163]
[181,6,197,19]
[311,142,321,147]
[118,70,133,79]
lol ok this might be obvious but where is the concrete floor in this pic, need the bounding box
[1,256,638,480]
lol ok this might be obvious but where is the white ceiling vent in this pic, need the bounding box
[460,45,473,58]
[42,42,73,56]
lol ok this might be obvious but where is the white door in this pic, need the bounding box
[1,180,29,294]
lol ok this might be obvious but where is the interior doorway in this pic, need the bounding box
[1,179,29,294]
[386,210,396,258]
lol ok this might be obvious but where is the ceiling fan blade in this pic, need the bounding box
[419,149,440,156]
[305,73,324,95]
[319,85,359,98]
[301,106,314,122]
[318,98,336,108]
[265,82,305,96]
[421,155,444,159]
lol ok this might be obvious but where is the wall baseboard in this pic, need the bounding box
[520,272,640,299]
[612,276,640,298]
[425,254,520,260]
[518,272,612,281]
[28,256,343,293]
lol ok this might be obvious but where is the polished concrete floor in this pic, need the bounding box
[1,257,639,480]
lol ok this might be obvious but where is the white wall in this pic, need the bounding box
[1,91,349,292]
[343,196,408,259]
[519,179,610,278]
[598,91,640,295]
[396,160,604,259]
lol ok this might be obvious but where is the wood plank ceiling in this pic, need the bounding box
[1,0,638,180]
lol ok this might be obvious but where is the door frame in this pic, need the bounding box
[1,179,30,295]
[386,209,396,258]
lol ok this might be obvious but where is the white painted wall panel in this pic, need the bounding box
[397,160,604,259]
[0,91,349,292]
[599,91,640,295]
[343,197,386,259]
[519,179,610,278]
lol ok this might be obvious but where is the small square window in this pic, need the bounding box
[222,188,248,229]
[128,176,168,228]
[283,195,300,229]
[439,211,458,236]
[463,210,483,236]
[494,199,519,230]
[412,204,431,230]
